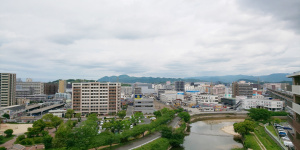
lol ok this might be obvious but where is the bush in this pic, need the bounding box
[16,135,26,143]
[20,138,33,145]
[271,111,288,116]
[4,129,13,137]
[0,147,6,150]
[33,137,43,144]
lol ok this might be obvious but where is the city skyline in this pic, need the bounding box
[1,0,300,81]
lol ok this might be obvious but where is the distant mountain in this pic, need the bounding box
[97,75,203,83]
[186,73,291,83]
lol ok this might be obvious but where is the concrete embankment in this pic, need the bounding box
[190,113,248,123]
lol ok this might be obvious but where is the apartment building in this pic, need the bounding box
[72,82,121,115]
[44,83,58,95]
[175,81,185,92]
[232,81,253,98]
[0,73,16,107]
[16,79,44,95]
[287,72,300,150]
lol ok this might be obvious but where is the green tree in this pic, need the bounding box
[178,112,190,122]
[52,122,72,148]
[4,129,13,137]
[160,108,170,115]
[0,147,6,150]
[117,110,126,119]
[0,135,4,144]
[153,111,162,118]
[51,116,63,131]
[42,113,54,128]
[43,134,53,149]
[160,126,173,139]
[248,108,271,121]
[274,118,281,124]
[134,112,144,119]
[233,120,255,136]
[75,113,81,122]
[176,108,184,113]
[66,109,74,119]
[33,119,46,132]
[2,113,9,119]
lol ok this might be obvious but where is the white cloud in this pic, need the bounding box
[0,0,299,81]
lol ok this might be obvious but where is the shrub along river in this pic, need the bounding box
[171,120,244,150]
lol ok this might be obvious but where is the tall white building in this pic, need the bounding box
[241,99,283,111]
[0,73,16,107]
[72,82,121,115]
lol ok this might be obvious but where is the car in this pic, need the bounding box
[279,132,287,137]
[284,141,294,147]
[275,125,284,128]
[150,117,156,120]
[278,129,285,132]
[130,125,133,129]
[282,136,290,141]
[283,126,292,130]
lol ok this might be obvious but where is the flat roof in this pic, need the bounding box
[28,103,64,114]
[287,71,300,78]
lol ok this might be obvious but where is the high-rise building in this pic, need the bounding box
[287,72,300,149]
[58,80,66,93]
[72,82,121,115]
[0,73,16,107]
[16,78,44,95]
[232,81,253,98]
[175,81,185,92]
[44,83,58,95]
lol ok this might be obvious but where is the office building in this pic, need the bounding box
[58,80,66,93]
[232,81,253,98]
[287,72,300,150]
[72,82,121,115]
[44,83,58,95]
[175,81,185,92]
[241,99,283,111]
[0,73,16,107]
[16,79,44,95]
[134,97,154,114]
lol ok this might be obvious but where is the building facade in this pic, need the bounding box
[287,72,300,150]
[44,83,58,95]
[175,81,185,92]
[0,73,16,107]
[241,99,283,111]
[134,98,154,114]
[232,81,253,98]
[58,80,66,93]
[16,79,44,95]
[72,82,121,115]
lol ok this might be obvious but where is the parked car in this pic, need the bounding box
[284,141,294,147]
[279,132,287,137]
[278,129,285,132]
[282,136,290,141]
[150,117,156,120]
[283,126,292,130]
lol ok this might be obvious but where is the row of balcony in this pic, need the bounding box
[292,85,300,96]
[287,115,300,135]
[287,130,300,150]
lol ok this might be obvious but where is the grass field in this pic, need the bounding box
[133,138,170,150]
[244,134,261,150]
[254,126,281,150]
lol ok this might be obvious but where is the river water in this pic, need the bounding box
[171,120,243,150]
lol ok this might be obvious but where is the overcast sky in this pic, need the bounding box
[1,0,300,81]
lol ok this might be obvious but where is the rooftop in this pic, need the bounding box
[287,71,300,78]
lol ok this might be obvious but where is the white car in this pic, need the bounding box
[150,117,156,120]
[278,129,285,132]
[130,125,133,129]
[282,136,290,141]
[284,141,294,147]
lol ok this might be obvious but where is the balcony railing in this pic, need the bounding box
[287,130,300,150]
[292,85,300,95]
[287,115,300,134]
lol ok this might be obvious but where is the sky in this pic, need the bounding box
[0,0,300,82]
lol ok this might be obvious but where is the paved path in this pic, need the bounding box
[115,117,180,150]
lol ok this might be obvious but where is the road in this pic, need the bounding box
[126,106,134,117]
[115,117,180,150]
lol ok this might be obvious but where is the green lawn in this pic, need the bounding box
[254,126,281,150]
[244,134,261,150]
[133,138,170,150]
[266,125,277,136]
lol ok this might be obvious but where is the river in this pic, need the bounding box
[171,120,243,150]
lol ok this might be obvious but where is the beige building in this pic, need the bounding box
[16,78,44,95]
[58,80,66,93]
[72,82,121,115]
[0,73,16,107]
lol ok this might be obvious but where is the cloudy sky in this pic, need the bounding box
[1,0,300,81]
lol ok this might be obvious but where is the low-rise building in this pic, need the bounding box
[241,99,283,111]
[134,97,154,114]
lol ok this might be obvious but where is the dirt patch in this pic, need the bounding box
[0,124,32,135]
[153,100,173,110]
